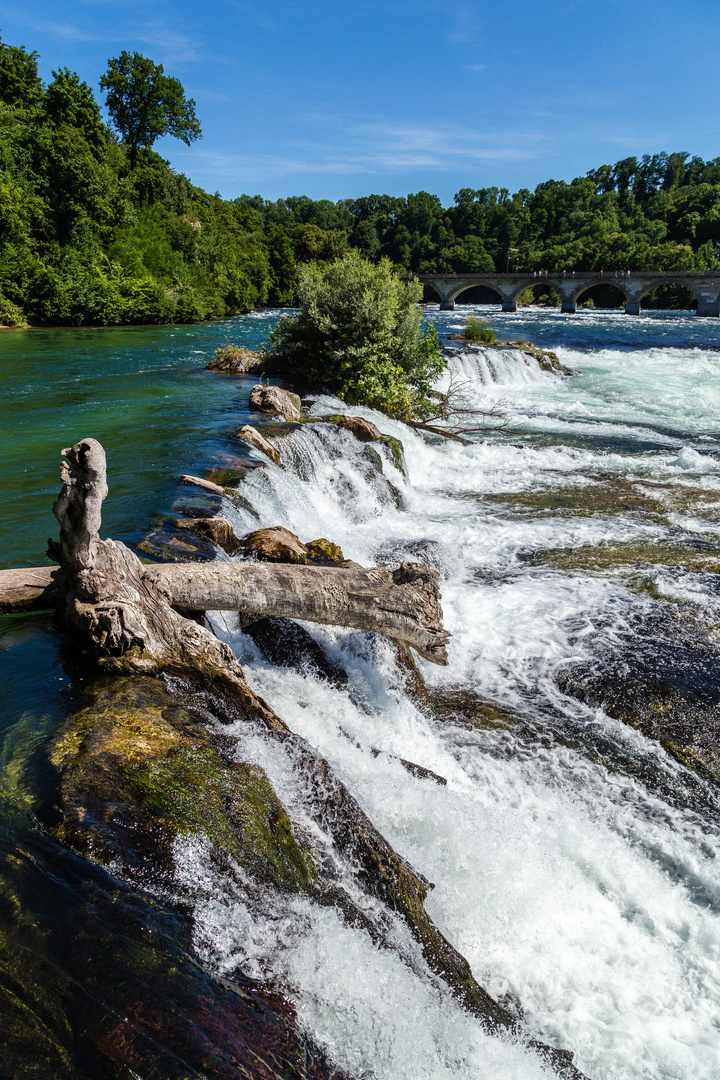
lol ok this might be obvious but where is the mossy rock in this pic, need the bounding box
[45,676,316,893]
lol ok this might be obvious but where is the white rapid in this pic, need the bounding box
[190,329,720,1080]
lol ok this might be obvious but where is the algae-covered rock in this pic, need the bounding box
[322,414,408,478]
[240,525,350,567]
[0,825,343,1080]
[45,676,316,893]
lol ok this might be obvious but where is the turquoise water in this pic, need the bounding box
[0,311,283,569]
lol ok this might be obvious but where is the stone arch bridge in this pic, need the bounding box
[413,272,720,316]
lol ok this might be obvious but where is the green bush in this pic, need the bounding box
[262,251,445,419]
[462,316,497,343]
[0,293,24,325]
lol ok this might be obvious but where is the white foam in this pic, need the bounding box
[192,338,720,1079]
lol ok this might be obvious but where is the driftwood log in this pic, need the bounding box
[1,439,449,664]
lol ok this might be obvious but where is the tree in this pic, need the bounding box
[100,51,201,168]
[0,35,42,106]
[263,251,445,419]
[45,68,106,151]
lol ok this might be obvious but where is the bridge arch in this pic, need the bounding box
[453,283,503,304]
[637,277,706,308]
[506,278,545,303]
[570,278,629,304]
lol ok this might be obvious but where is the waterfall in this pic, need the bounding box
[193,356,720,1080]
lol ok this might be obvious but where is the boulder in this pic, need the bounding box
[331,415,384,442]
[180,515,242,554]
[249,384,302,422]
[324,415,407,477]
[205,347,262,373]
[241,614,349,686]
[237,424,282,466]
[240,526,348,566]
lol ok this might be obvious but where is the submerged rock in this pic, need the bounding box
[249,385,302,422]
[556,603,720,783]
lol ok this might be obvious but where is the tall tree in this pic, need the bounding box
[0,35,42,106]
[100,51,201,168]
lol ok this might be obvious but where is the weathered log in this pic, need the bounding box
[0,559,450,663]
[146,560,449,663]
[0,566,57,612]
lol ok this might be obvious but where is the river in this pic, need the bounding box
[2,305,720,1079]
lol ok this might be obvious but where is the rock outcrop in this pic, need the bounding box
[249,384,302,422]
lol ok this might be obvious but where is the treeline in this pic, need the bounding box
[2,32,720,327]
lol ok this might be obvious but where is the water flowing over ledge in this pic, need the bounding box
[3,310,720,1079]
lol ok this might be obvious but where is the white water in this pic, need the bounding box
[188,319,720,1080]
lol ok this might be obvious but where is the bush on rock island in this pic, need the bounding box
[262,251,446,420]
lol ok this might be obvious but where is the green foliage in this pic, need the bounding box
[100,51,201,168]
[2,33,720,328]
[0,35,41,106]
[263,251,446,419]
[45,68,106,151]
[462,316,497,342]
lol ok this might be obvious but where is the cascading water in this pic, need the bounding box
[3,309,720,1079]
[188,335,720,1080]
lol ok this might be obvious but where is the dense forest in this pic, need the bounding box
[2,32,720,326]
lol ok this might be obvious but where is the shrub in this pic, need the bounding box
[0,294,24,325]
[462,316,497,343]
[262,251,445,419]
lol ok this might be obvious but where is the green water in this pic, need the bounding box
[0,312,283,570]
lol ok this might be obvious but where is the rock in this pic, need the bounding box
[331,415,384,442]
[179,515,242,554]
[137,523,218,563]
[237,424,282,466]
[240,526,347,567]
[241,615,349,686]
[556,604,720,784]
[46,676,316,891]
[249,384,302,422]
[241,525,314,564]
[206,347,262,373]
[323,415,408,478]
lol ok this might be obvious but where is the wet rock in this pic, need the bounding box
[322,415,408,477]
[179,515,242,555]
[249,385,302,422]
[237,424,282,466]
[0,823,343,1080]
[556,603,720,783]
[241,615,349,687]
[44,675,317,893]
[330,415,385,442]
[137,523,218,563]
[371,747,446,784]
[240,526,349,567]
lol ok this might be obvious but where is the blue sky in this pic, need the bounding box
[2,0,718,204]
